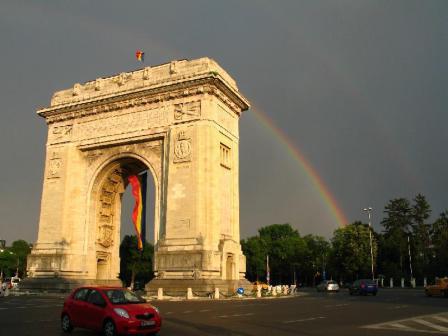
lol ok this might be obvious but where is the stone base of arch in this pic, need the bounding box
[145,278,253,297]
[19,277,122,293]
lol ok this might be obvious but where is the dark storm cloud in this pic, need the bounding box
[1,0,447,243]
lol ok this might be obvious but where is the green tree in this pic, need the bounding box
[240,236,266,282]
[410,194,431,279]
[431,211,448,277]
[330,222,377,281]
[119,235,154,288]
[381,198,412,278]
[302,234,330,285]
[0,240,31,278]
[242,224,307,285]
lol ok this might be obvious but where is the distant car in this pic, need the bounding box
[425,277,448,297]
[61,286,161,336]
[349,279,378,296]
[316,280,340,292]
[10,276,21,289]
[2,278,12,289]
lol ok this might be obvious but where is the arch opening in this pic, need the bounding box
[90,157,157,283]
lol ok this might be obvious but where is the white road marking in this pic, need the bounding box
[324,303,348,308]
[414,318,448,332]
[217,313,254,318]
[364,312,448,334]
[183,310,192,314]
[433,316,448,324]
[199,309,211,312]
[283,316,326,324]
[388,305,409,309]
[165,311,173,315]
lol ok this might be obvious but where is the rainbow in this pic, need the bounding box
[250,105,348,228]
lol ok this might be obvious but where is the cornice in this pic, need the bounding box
[39,75,250,125]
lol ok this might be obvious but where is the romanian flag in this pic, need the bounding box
[128,172,147,250]
[135,50,145,62]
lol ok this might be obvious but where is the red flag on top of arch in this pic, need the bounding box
[135,50,145,62]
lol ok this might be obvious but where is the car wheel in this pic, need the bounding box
[103,319,116,336]
[373,292,377,296]
[61,314,73,333]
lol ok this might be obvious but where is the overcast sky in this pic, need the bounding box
[1,0,447,244]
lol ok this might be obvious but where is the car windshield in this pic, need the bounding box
[104,289,145,304]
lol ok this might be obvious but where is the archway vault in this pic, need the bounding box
[26,57,251,293]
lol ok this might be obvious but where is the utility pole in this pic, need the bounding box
[363,207,375,280]
[408,235,413,279]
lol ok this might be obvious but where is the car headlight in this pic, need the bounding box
[113,308,130,319]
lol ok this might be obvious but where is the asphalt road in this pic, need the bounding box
[1,288,447,335]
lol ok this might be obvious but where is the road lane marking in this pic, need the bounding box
[433,316,448,323]
[183,310,192,314]
[363,312,448,334]
[413,318,448,332]
[389,323,413,329]
[324,303,348,308]
[199,309,211,312]
[388,305,409,309]
[217,313,254,318]
[283,316,326,324]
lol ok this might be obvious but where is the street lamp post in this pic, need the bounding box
[363,207,375,280]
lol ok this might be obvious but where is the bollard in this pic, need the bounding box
[424,277,427,288]
[187,288,193,300]
[257,285,261,298]
[401,278,404,288]
[390,278,394,288]
[214,288,220,300]
[290,284,296,294]
[411,278,416,288]
[157,288,164,300]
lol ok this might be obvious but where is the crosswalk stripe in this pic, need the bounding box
[389,323,413,329]
[433,316,448,324]
[413,318,448,332]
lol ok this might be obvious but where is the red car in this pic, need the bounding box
[61,286,161,336]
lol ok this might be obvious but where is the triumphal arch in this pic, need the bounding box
[26,57,250,292]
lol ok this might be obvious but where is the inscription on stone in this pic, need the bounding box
[76,106,168,141]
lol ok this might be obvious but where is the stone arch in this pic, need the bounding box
[26,58,252,294]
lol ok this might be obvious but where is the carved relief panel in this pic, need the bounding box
[173,130,192,163]
[48,124,73,144]
[46,150,63,179]
[174,101,201,122]
[97,169,124,248]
